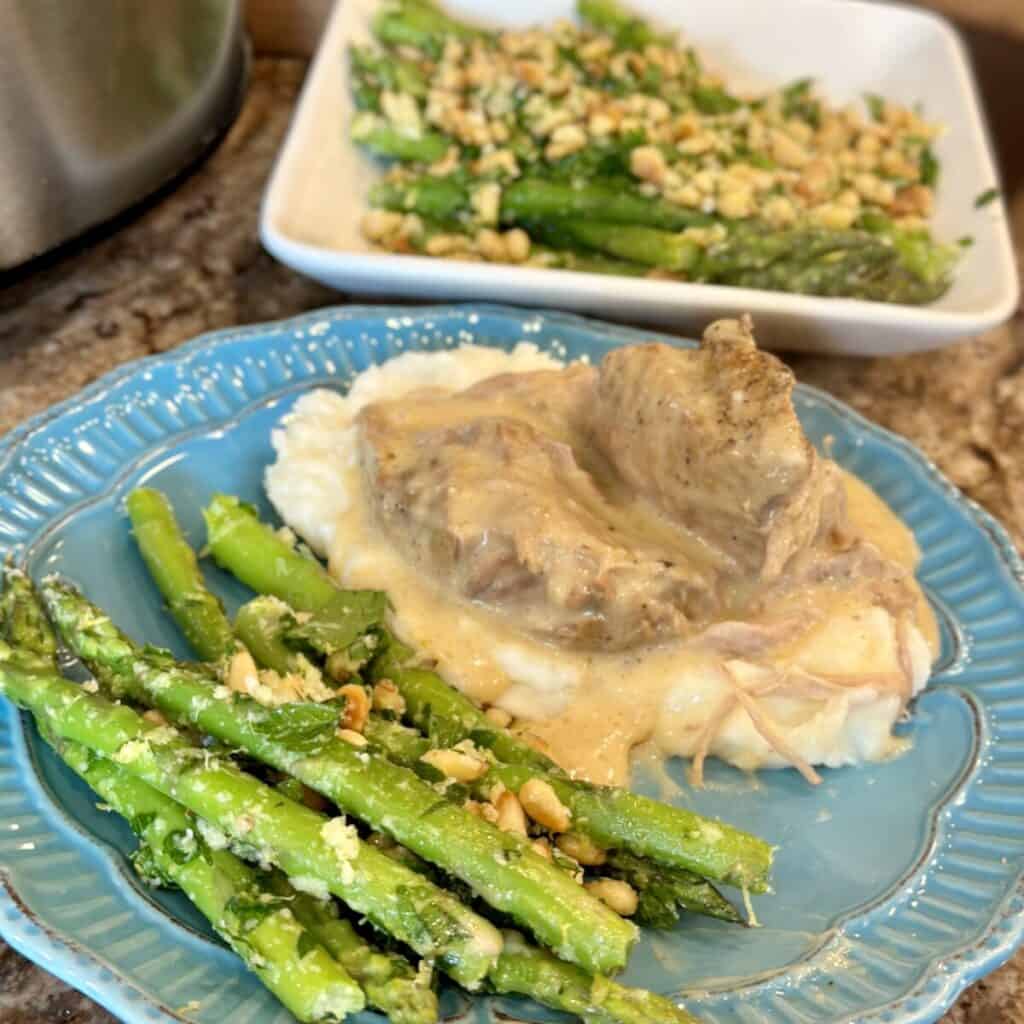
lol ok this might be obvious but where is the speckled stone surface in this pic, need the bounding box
[0,55,1022,1024]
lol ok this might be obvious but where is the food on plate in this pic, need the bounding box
[201,496,771,894]
[349,0,960,302]
[43,573,635,981]
[0,317,940,1022]
[267,318,938,788]
[0,483,776,1021]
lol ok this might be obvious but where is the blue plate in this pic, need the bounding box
[1,305,1023,1024]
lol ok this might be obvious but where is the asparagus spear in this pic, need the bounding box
[351,112,451,164]
[603,850,742,928]
[351,701,746,925]
[537,218,950,302]
[373,0,489,56]
[14,569,696,1024]
[203,496,384,618]
[127,489,342,688]
[266,873,438,1024]
[368,177,470,224]
[532,219,700,271]
[369,831,702,1023]
[576,0,668,50]
[491,931,698,1024]
[349,44,428,105]
[4,569,487,991]
[2,651,700,1024]
[235,595,324,681]
[16,563,680,1024]
[362,830,701,1024]
[44,580,638,977]
[236,604,743,929]
[59,738,366,1021]
[368,174,953,301]
[0,641,502,989]
[369,176,711,231]
[0,569,368,1021]
[0,565,58,662]
[721,226,954,304]
[201,498,772,892]
[355,715,743,927]
[371,653,773,892]
[128,498,639,970]
[204,496,388,672]
[125,488,237,662]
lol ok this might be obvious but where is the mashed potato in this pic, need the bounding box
[266,344,935,786]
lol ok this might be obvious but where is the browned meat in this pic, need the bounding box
[589,317,845,581]
[356,319,851,650]
[357,376,718,650]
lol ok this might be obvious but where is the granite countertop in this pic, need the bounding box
[1,50,1023,1024]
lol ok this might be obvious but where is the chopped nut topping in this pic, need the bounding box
[470,183,502,227]
[483,706,513,728]
[889,183,933,218]
[495,790,528,835]
[421,745,489,782]
[518,778,571,833]
[338,683,370,733]
[356,11,947,262]
[629,145,669,187]
[556,832,607,866]
[531,837,553,860]
[372,678,406,715]
[585,878,639,917]
[544,123,587,161]
[337,728,368,747]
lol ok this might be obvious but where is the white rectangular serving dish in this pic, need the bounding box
[260,0,1019,355]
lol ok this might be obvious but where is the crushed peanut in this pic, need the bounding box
[531,837,553,860]
[421,744,489,782]
[495,790,528,836]
[556,832,607,867]
[544,123,588,162]
[629,145,669,187]
[428,146,461,177]
[469,183,502,226]
[476,228,508,262]
[337,728,368,747]
[425,233,473,258]
[518,778,572,833]
[483,706,513,728]
[585,878,639,917]
[338,683,370,733]
[372,678,406,715]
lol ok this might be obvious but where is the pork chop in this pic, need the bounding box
[357,319,848,650]
[589,317,845,581]
[358,377,719,649]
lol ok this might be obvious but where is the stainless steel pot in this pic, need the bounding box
[0,0,247,270]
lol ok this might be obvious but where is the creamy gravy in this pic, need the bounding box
[322,452,936,786]
[266,347,938,788]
